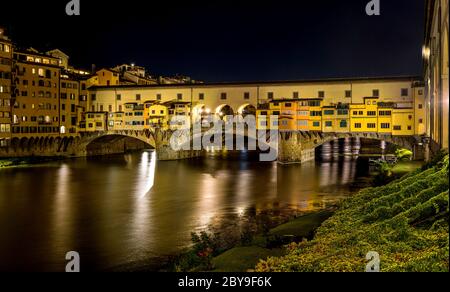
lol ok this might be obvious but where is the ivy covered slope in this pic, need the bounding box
[256,156,449,272]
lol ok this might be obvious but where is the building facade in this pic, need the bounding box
[0,28,12,146]
[424,0,449,151]
[88,77,425,136]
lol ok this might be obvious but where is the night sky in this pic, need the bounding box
[1,0,425,82]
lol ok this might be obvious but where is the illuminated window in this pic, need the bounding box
[38,68,44,77]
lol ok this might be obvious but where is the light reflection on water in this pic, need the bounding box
[0,139,375,271]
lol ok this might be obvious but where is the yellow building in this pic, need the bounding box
[350,97,379,133]
[144,101,169,129]
[88,68,120,87]
[392,108,415,136]
[85,112,107,132]
[0,28,12,146]
[123,103,145,130]
[165,101,191,130]
[107,112,124,131]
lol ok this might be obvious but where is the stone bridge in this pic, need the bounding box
[0,129,425,163]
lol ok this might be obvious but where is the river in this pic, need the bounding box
[0,138,379,271]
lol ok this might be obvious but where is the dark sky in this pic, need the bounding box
[1,0,425,82]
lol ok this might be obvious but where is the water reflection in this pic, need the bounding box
[0,141,374,271]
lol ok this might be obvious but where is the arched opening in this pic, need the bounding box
[215,104,234,121]
[237,104,257,117]
[86,134,154,157]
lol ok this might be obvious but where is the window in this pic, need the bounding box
[373,89,379,97]
[310,111,322,117]
[345,90,352,98]
[244,92,250,100]
[379,110,392,116]
[285,103,292,108]
[318,91,325,98]
[401,88,409,96]
[293,92,299,99]
[91,94,96,101]
[359,111,364,115]
[136,94,141,101]
[419,119,423,123]
[418,90,424,95]
[199,93,204,100]
[353,111,358,116]
[337,109,348,115]
[272,111,280,116]
[418,104,423,109]
[220,93,227,100]
[109,105,113,112]
[408,126,412,131]
[313,121,320,127]
[324,110,334,115]
[62,104,66,111]
[340,120,347,128]
[298,120,308,126]
[177,93,183,100]
[157,94,162,100]
[354,123,362,129]
[116,94,121,101]
[297,111,309,116]
[393,126,402,131]
[309,101,321,107]
[367,111,377,116]
[267,92,274,99]
[367,123,376,129]
[325,121,333,127]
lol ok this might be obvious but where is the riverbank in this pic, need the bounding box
[0,156,66,169]
[255,155,449,272]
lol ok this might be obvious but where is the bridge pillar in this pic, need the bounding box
[278,132,316,164]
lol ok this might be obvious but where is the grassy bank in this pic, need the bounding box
[256,155,449,272]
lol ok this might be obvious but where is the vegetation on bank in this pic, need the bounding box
[255,154,449,272]
[169,210,335,272]
[0,157,65,168]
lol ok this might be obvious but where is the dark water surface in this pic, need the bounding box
[0,139,377,271]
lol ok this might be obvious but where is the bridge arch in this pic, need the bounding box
[237,103,257,117]
[215,104,234,117]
